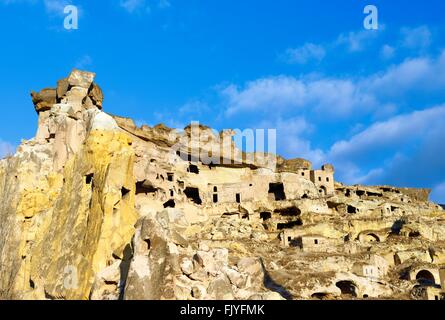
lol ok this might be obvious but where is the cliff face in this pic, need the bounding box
[0,70,136,299]
[0,70,444,301]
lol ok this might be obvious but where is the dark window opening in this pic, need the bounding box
[302,193,309,199]
[319,186,327,196]
[236,193,241,203]
[289,237,302,247]
[268,183,286,201]
[135,181,157,194]
[336,281,357,297]
[356,190,366,197]
[409,231,420,238]
[391,219,406,235]
[327,201,339,209]
[163,199,176,208]
[260,212,272,220]
[416,270,435,286]
[167,173,174,182]
[365,233,380,242]
[363,294,369,299]
[367,191,383,197]
[144,239,151,251]
[170,189,174,197]
[213,194,218,203]
[314,239,319,245]
[222,212,238,216]
[184,187,202,205]
[30,279,35,289]
[347,205,358,214]
[345,189,351,197]
[277,220,302,230]
[274,206,301,216]
[213,186,218,192]
[85,173,94,185]
[301,172,305,176]
[188,164,199,174]
[318,177,322,182]
[311,292,329,300]
[121,187,131,198]
[326,177,330,182]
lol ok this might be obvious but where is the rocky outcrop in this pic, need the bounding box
[0,70,136,300]
[1,69,444,301]
[277,157,312,173]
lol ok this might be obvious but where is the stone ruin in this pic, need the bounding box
[0,69,444,300]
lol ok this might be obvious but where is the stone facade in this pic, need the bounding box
[0,70,444,300]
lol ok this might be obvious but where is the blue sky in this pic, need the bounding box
[1,0,445,203]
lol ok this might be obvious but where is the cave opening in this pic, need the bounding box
[163,199,176,208]
[274,206,301,216]
[277,220,302,230]
[188,164,199,174]
[268,183,286,201]
[184,187,202,205]
[121,187,131,198]
[135,181,157,194]
[336,281,357,298]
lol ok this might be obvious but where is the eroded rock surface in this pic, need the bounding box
[1,70,444,300]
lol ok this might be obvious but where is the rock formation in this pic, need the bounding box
[0,70,444,300]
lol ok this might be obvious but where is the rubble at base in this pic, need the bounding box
[0,69,444,300]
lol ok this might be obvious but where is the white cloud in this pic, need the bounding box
[223,50,445,117]
[120,0,145,13]
[178,100,209,116]
[222,76,305,116]
[401,25,432,50]
[0,140,15,158]
[75,55,93,69]
[120,0,170,13]
[256,117,325,166]
[329,105,445,160]
[158,0,170,9]
[431,182,445,204]
[281,28,384,67]
[367,50,445,97]
[335,28,382,52]
[327,105,445,188]
[43,0,69,15]
[283,43,326,65]
[0,0,77,17]
[0,0,37,4]
[380,44,395,60]
[222,75,376,117]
